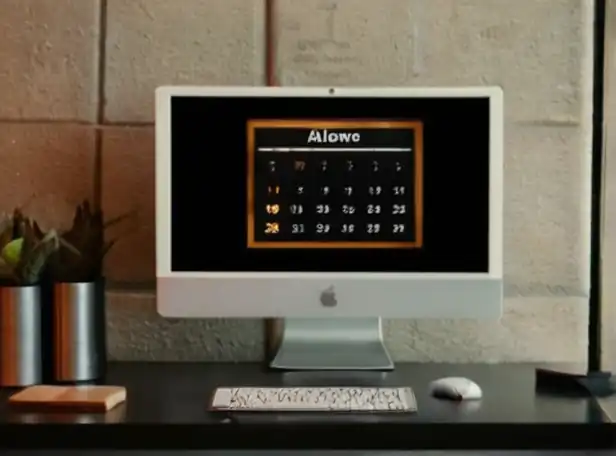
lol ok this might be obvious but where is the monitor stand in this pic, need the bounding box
[269,318,394,370]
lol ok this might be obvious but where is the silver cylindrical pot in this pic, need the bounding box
[53,280,106,383]
[0,285,42,387]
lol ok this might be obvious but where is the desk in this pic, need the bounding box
[0,362,614,450]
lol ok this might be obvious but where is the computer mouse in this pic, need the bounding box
[429,377,482,401]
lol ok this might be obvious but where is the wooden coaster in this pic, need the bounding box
[8,385,127,413]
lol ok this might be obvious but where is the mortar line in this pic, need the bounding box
[0,119,154,128]
[94,0,109,210]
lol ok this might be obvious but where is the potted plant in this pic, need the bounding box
[0,209,69,387]
[46,200,133,383]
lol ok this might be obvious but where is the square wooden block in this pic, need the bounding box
[9,385,127,413]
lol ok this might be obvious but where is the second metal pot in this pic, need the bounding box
[52,280,107,383]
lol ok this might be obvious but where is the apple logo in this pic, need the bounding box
[320,286,338,307]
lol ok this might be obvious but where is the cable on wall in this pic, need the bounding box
[265,0,278,87]
[588,0,607,373]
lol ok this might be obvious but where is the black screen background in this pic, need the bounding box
[170,96,490,272]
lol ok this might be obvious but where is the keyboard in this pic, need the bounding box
[210,387,417,412]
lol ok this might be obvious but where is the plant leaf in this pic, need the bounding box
[1,238,23,267]
[59,237,81,256]
[102,239,117,258]
[0,215,14,250]
[32,220,45,239]
[18,229,61,285]
[103,209,137,230]
[47,200,136,282]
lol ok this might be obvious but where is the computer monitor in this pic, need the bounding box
[155,86,503,371]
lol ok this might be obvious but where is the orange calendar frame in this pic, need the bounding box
[246,120,424,249]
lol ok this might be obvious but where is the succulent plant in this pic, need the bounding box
[0,209,77,286]
[47,200,135,283]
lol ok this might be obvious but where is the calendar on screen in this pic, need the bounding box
[247,120,423,249]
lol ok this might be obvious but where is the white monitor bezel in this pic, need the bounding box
[156,86,503,283]
[156,86,503,318]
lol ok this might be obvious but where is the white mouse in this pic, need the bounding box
[429,377,483,401]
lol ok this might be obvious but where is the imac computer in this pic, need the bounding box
[155,86,503,371]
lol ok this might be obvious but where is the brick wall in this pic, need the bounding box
[0,0,594,362]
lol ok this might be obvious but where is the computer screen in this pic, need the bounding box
[156,87,502,320]
[167,93,490,273]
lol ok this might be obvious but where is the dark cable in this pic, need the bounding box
[265,0,278,87]
[588,0,607,372]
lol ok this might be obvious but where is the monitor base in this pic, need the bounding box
[269,318,394,371]
[535,368,616,397]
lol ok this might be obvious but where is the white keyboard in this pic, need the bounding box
[210,387,417,412]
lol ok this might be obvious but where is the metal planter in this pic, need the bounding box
[52,279,106,383]
[0,285,42,387]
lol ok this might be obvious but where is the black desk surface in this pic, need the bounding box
[0,362,614,450]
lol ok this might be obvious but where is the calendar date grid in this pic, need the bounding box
[252,172,416,248]
[246,120,423,249]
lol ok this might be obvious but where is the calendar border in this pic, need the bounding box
[246,119,424,249]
